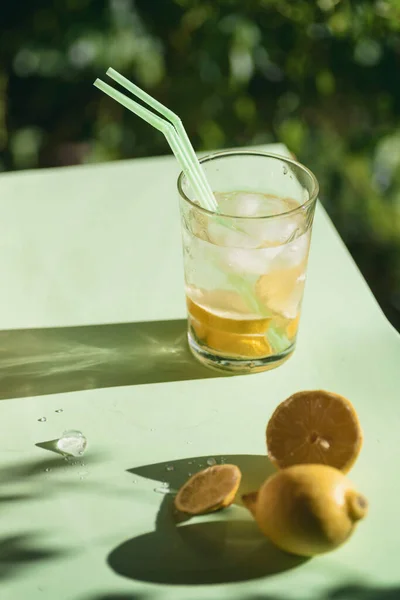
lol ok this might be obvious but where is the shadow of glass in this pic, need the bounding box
[0,319,228,400]
[107,454,295,586]
[128,453,276,504]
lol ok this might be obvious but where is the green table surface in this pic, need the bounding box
[0,144,399,600]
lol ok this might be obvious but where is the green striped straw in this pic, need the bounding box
[93,70,287,347]
[94,73,217,213]
[106,68,216,209]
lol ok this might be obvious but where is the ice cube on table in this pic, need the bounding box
[57,430,87,457]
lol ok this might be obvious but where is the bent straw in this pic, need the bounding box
[95,76,246,233]
[93,74,275,323]
[106,67,216,211]
[94,79,213,211]
[95,76,248,229]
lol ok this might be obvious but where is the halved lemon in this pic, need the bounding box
[174,464,242,515]
[266,390,363,473]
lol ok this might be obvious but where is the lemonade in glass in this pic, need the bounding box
[178,151,319,373]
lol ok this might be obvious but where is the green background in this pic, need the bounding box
[1,0,399,329]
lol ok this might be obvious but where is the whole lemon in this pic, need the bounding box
[242,464,368,557]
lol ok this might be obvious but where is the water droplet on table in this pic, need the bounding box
[38,417,47,422]
[154,484,170,494]
[44,468,51,472]
[132,480,137,484]
[166,464,174,472]
[55,409,63,413]
[283,165,288,174]
[57,430,87,457]
[207,458,217,466]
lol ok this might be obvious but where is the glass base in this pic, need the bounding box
[188,332,295,374]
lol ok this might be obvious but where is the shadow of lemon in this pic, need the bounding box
[109,454,305,585]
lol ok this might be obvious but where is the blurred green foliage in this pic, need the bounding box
[1,0,400,329]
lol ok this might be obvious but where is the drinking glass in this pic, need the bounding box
[178,150,319,373]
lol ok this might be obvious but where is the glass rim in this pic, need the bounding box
[177,150,319,220]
